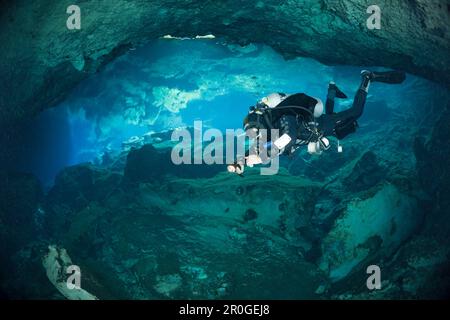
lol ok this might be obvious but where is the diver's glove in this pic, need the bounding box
[227,154,263,176]
[227,159,245,175]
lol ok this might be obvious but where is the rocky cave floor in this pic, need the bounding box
[1,89,450,300]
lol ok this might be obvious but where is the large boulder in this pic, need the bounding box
[344,151,385,192]
[0,171,47,298]
[54,168,328,299]
[45,163,122,238]
[123,144,223,183]
[47,163,122,207]
[319,183,423,282]
[414,109,450,206]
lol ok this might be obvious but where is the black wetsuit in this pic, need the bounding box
[265,87,367,155]
[239,70,404,168]
[319,87,367,139]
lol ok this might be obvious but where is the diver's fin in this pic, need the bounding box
[329,82,348,99]
[362,70,406,84]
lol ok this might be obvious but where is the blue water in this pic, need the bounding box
[16,38,435,187]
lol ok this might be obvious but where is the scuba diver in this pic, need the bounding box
[227,70,406,175]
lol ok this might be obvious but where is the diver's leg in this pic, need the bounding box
[325,88,335,115]
[347,84,368,119]
[331,74,369,122]
[317,73,369,138]
[325,84,335,115]
[326,81,347,114]
[318,70,405,139]
[319,70,405,139]
[340,69,405,119]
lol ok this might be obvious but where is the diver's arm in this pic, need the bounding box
[227,135,290,175]
[227,141,263,175]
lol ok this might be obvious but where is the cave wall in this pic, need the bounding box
[0,0,449,131]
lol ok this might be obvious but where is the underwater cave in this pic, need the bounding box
[1,0,450,300]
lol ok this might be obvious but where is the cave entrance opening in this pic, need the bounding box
[14,38,439,188]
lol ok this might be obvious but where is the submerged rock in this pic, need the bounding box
[45,163,122,239]
[124,144,223,183]
[47,163,122,210]
[0,171,42,254]
[415,109,450,212]
[43,168,327,299]
[124,144,169,182]
[0,172,52,298]
[319,183,423,282]
[4,148,448,298]
[344,151,384,191]
[153,273,183,298]
[243,208,258,222]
